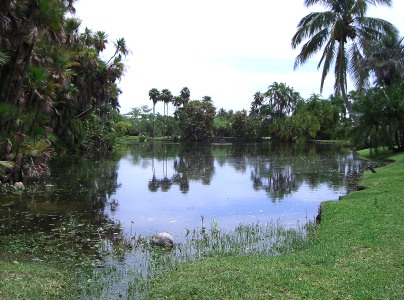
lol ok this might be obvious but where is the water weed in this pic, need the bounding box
[81,219,310,299]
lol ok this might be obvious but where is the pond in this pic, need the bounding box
[1,141,363,243]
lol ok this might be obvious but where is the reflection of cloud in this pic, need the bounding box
[112,143,363,243]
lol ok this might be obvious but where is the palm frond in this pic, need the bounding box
[356,17,398,40]
[0,50,10,66]
[348,42,369,90]
[319,38,336,92]
[292,12,334,49]
[0,161,15,169]
[294,28,330,69]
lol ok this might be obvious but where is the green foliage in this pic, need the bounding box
[266,94,348,142]
[80,113,115,152]
[114,121,132,136]
[178,100,216,141]
[351,82,404,151]
[264,82,301,118]
[269,111,320,142]
[213,116,232,137]
[0,1,128,156]
[230,110,260,140]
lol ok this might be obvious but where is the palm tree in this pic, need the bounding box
[180,87,191,105]
[148,88,160,137]
[251,91,264,114]
[160,89,173,136]
[291,0,398,116]
[107,38,130,64]
[265,82,300,118]
[202,96,212,103]
[160,88,173,117]
[93,31,108,54]
[351,34,404,89]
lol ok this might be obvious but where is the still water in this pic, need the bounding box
[1,142,364,243]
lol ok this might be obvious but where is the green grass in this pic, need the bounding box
[144,152,404,300]
[0,229,99,299]
[116,135,176,144]
[0,259,71,300]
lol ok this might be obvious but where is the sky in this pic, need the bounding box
[74,0,404,115]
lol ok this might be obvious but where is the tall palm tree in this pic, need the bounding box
[251,91,264,114]
[148,88,160,137]
[160,88,173,117]
[291,0,397,116]
[93,31,108,54]
[107,38,129,64]
[180,87,190,105]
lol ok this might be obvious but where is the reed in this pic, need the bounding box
[80,218,310,299]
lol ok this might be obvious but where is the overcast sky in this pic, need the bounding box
[74,0,404,114]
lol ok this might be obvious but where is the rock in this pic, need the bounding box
[152,232,174,247]
[14,182,24,189]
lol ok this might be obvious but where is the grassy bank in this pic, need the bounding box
[144,152,404,299]
[0,234,77,299]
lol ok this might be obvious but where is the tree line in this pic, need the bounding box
[0,0,128,182]
[1,0,404,185]
[117,0,403,152]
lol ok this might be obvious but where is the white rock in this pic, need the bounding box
[14,182,24,188]
[152,232,174,247]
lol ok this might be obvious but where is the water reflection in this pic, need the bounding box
[108,142,364,241]
[136,142,362,199]
[1,142,364,245]
[0,154,122,243]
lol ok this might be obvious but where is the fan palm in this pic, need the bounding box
[291,0,398,116]
[180,87,191,105]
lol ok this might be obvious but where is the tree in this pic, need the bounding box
[202,95,212,103]
[250,91,264,115]
[107,38,129,64]
[179,87,191,105]
[230,110,260,140]
[148,88,160,137]
[93,31,108,54]
[351,83,404,151]
[352,34,404,89]
[178,100,216,141]
[264,82,301,118]
[160,88,173,117]
[291,0,397,116]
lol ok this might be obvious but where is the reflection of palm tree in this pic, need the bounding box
[148,174,159,192]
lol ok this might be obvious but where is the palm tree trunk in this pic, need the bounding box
[153,103,155,138]
[340,86,352,117]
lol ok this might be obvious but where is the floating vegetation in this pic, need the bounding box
[80,218,311,299]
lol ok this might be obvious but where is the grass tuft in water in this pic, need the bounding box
[81,219,311,299]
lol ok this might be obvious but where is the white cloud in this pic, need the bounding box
[74,0,404,114]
